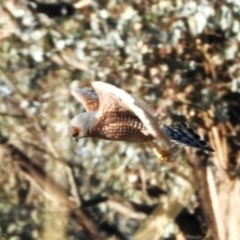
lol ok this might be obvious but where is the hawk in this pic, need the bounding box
[70,81,213,160]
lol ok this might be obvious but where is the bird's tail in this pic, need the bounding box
[160,123,214,152]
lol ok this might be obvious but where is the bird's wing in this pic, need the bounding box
[92,81,172,151]
[71,87,99,111]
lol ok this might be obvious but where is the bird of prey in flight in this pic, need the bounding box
[70,81,213,161]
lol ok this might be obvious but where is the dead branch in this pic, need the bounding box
[0,133,104,240]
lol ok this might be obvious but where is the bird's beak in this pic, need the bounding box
[73,136,79,142]
[70,126,80,142]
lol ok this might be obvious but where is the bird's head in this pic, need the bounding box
[69,112,96,142]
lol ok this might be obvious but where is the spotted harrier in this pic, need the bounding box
[70,81,213,161]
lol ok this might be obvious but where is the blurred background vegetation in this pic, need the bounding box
[0,0,240,239]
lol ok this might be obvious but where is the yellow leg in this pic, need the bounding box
[149,141,171,162]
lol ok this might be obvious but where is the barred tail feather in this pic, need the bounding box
[161,123,214,152]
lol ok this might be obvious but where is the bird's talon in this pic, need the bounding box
[152,148,170,162]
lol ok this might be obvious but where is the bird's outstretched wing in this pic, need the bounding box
[92,81,172,152]
[71,87,99,111]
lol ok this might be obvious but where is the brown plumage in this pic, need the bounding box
[70,82,214,154]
